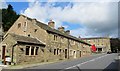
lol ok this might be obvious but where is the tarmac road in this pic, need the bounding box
[26,53,119,71]
[2,53,119,71]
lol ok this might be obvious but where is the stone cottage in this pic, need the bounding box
[2,33,45,65]
[1,15,92,65]
[81,37,111,53]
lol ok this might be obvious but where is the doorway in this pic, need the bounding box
[98,48,102,52]
[65,49,67,58]
[73,51,76,58]
[2,46,6,59]
[2,46,6,64]
[80,51,81,57]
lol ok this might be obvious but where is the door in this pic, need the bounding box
[73,51,76,58]
[65,49,67,58]
[80,51,81,57]
[98,48,102,53]
[2,46,6,64]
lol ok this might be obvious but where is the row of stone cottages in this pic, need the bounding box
[0,15,93,65]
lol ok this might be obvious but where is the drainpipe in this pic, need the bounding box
[68,39,70,59]
[11,44,17,63]
[1,35,3,59]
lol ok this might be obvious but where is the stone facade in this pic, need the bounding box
[1,15,92,65]
[81,37,111,53]
[2,33,46,65]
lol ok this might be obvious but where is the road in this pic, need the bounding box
[2,53,119,71]
[25,53,119,71]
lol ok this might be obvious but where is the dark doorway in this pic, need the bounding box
[80,51,81,57]
[65,49,67,58]
[2,46,6,64]
[98,48,102,52]
[2,46,6,59]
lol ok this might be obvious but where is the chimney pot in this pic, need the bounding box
[65,30,70,35]
[32,19,37,23]
[48,20,55,28]
[58,26,65,32]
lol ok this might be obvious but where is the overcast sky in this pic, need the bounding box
[1,0,119,38]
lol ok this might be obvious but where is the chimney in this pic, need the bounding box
[65,30,70,35]
[58,26,65,32]
[48,20,55,28]
[32,19,37,24]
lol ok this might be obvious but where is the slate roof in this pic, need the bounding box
[36,21,91,46]
[81,37,110,40]
[21,15,91,46]
[9,33,45,46]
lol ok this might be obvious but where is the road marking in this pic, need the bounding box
[65,54,109,69]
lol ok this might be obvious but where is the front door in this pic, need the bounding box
[98,48,102,53]
[80,51,81,57]
[65,49,67,58]
[73,51,76,58]
[2,46,6,64]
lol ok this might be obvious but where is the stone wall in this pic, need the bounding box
[2,15,92,65]
[82,38,111,53]
[15,44,45,65]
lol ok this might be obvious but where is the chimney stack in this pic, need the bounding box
[65,30,70,35]
[32,19,37,23]
[58,26,65,32]
[48,20,55,29]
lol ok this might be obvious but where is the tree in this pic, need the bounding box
[7,4,13,10]
[2,4,19,32]
[110,38,120,53]
[0,9,2,21]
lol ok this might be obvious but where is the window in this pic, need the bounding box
[54,49,56,55]
[18,23,21,28]
[55,36,57,40]
[59,49,61,53]
[54,35,57,41]
[57,48,59,55]
[26,46,39,56]
[24,22,27,27]
[70,50,73,56]
[54,35,55,40]
[49,48,52,52]
[28,34,30,37]
[63,50,64,52]
[26,46,30,55]
[41,48,44,52]
[35,47,39,55]
[24,22,27,32]
[31,46,35,55]
[34,29,37,32]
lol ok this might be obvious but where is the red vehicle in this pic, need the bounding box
[91,45,97,52]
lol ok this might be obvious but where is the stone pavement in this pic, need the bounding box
[3,60,60,69]
[0,65,8,71]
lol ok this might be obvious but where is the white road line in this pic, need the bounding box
[65,54,109,69]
